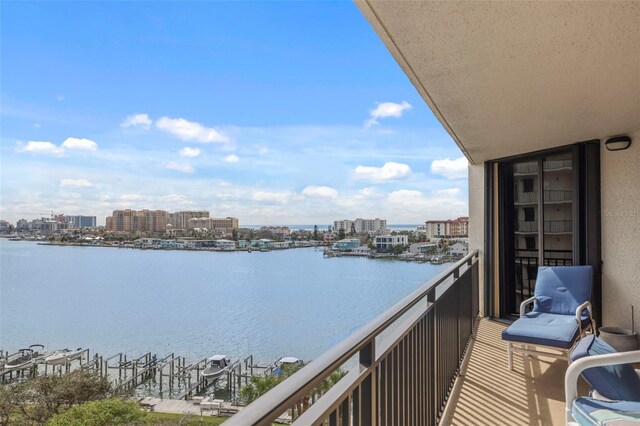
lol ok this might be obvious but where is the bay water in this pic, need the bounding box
[0,240,447,364]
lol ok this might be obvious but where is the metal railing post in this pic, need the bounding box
[359,340,375,426]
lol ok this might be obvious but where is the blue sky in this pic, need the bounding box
[1,1,468,225]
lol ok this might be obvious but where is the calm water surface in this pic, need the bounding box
[1,240,447,363]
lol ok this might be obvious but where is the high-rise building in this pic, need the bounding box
[354,218,387,233]
[65,215,97,228]
[334,218,387,234]
[106,209,167,232]
[167,211,209,229]
[188,217,238,230]
[425,217,469,239]
[333,219,354,233]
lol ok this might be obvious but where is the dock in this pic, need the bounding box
[0,346,289,421]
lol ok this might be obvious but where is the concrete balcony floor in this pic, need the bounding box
[443,319,588,426]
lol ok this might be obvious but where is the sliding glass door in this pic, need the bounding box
[510,152,574,313]
[492,142,601,320]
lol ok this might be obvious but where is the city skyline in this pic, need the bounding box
[0,2,468,225]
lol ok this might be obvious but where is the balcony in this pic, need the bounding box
[225,252,591,425]
[227,251,480,425]
[444,319,587,426]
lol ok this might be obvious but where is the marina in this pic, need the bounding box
[0,344,300,412]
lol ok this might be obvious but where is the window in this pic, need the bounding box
[524,207,535,222]
[523,178,534,193]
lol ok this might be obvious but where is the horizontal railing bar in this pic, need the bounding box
[226,250,479,426]
[293,368,366,424]
[375,301,433,364]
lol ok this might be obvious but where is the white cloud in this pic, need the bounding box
[56,95,65,101]
[159,194,195,207]
[387,189,423,203]
[156,117,229,143]
[165,162,194,173]
[252,191,291,204]
[384,189,468,222]
[121,113,152,130]
[120,193,143,201]
[433,188,461,197]
[302,185,338,199]
[34,123,41,128]
[223,154,239,164]
[354,162,412,182]
[365,101,412,127]
[62,137,98,151]
[179,147,201,158]
[216,193,240,201]
[17,141,64,156]
[60,178,93,188]
[357,187,385,199]
[430,157,468,179]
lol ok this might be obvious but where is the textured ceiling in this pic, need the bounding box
[357,1,640,164]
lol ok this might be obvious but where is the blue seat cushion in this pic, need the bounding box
[572,397,640,425]
[533,266,593,316]
[571,336,640,402]
[501,312,583,349]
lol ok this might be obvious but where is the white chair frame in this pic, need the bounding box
[564,349,640,425]
[507,297,596,370]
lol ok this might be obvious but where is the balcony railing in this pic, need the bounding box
[516,220,572,233]
[227,250,480,426]
[514,190,572,204]
[544,159,572,171]
[514,249,573,308]
[513,160,571,174]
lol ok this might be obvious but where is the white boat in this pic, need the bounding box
[4,344,44,371]
[45,348,84,365]
[202,355,231,380]
[273,356,303,377]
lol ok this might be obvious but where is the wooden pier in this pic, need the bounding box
[0,346,285,418]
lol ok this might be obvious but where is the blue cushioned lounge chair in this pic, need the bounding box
[502,265,595,370]
[565,335,640,425]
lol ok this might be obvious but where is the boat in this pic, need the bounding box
[202,355,231,380]
[4,344,44,371]
[45,348,84,365]
[273,356,303,377]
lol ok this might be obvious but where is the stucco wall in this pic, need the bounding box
[468,164,485,316]
[601,130,640,333]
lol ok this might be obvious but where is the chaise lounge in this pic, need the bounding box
[502,265,595,370]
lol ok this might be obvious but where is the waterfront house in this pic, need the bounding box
[251,239,273,249]
[228,2,639,425]
[351,246,371,256]
[332,238,361,252]
[214,239,237,250]
[133,238,162,247]
[409,242,437,255]
[447,242,469,258]
[268,241,291,249]
[374,234,408,253]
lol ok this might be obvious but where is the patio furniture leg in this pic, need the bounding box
[508,342,513,370]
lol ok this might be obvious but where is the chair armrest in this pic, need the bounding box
[564,350,640,423]
[575,301,593,333]
[575,301,592,322]
[520,296,537,317]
